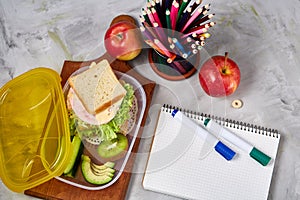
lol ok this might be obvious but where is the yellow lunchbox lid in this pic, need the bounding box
[0,68,72,192]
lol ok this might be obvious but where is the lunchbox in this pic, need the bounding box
[0,68,72,192]
[0,66,146,192]
[56,66,146,190]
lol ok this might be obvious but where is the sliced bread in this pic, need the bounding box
[68,59,127,115]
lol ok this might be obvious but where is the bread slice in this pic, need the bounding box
[95,98,123,124]
[68,60,127,115]
[67,87,123,125]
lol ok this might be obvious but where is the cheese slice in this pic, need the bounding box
[67,88,123,125]
[95,98,122,124]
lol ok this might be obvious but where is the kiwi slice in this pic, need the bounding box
[97,133,128,161]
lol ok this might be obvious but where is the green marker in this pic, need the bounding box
[204,118,271,166]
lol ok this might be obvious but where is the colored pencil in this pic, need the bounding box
[180,7,203,32]
[181,27,207,38]
[184,0,196,13]
[196,4,208,14]
[151,7,163,27]
[141,21,156,36]
[165,9,172,29]
[172,38,187,55]
[141,8,151,25]
[190,0,203,14]
[177,0,188,23]
[154,39,176,59]
[193,4,210,22]
[200,32,211,39]
[150,0,156,7]
[170,61,187,73]
[181,36,193,45]
[176,6,192,31]
[145,39,166,55]
[194,13,215,25]
[146,1,152,9]
[168,37,185,57]
[155,0,165,27]
[139,15,145,23]
[140,26,154,41]
[170,0,179,30]
[146,9,156,26]
[186,21,215,34]
[165,0,173,11]
[140,0,216,68]
[153,22,168,42]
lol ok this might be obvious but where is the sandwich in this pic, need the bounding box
[67,60,136,142]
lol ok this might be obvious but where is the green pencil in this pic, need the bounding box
[177,0,188,23]
[166,9,172,30]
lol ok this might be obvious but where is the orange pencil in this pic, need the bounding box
[145,39,166,56]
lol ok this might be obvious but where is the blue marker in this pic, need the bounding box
[203,118,271,166]
[171,109,236,161]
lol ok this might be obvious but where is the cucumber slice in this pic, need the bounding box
[63,135,83,176]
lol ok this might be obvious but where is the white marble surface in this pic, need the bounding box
[1,0,300,199]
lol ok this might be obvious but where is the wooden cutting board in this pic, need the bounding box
[24,53,156,200]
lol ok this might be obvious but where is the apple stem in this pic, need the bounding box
[224,52,229,67]
[222,52,229,74]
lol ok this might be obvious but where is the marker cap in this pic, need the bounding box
[250,147,271,166]
[214,141,236,161]
[171,109,178,117]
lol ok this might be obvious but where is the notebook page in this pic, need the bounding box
[143,106,280,200]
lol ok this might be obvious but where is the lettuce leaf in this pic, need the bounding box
[68,83,134,142]
[107,83,134,132]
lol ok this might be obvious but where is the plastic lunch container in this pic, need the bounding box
[55,66,146,190]
[0,65,146,192]
[0,68,72,192]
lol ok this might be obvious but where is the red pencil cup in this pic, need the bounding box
[148,48,200,81]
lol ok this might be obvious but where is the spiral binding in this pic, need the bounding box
[162,104,279,138]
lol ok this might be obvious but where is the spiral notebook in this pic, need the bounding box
[143,104,281,200]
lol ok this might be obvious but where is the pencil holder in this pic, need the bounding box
[148,49,200,80]
[140,0,216,81]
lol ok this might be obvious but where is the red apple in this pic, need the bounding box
[199,52,240,97]
[104,21,142,61]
